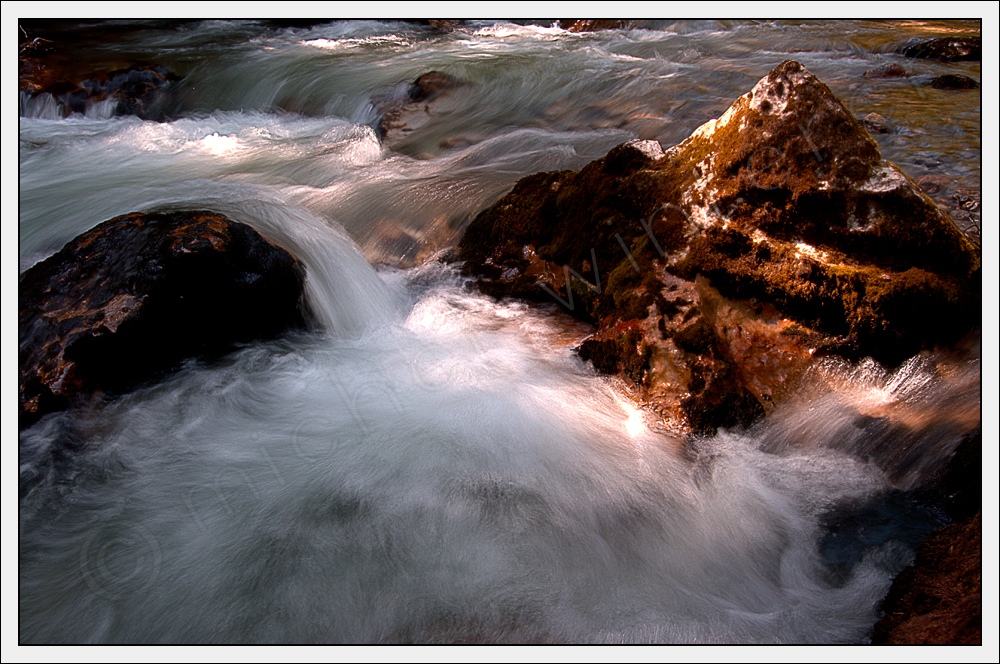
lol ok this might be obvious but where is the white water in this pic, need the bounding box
[22,259,965,644]
[17,19,981,644]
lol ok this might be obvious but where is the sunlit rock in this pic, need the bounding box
[19,211,309,429]
[459,60,980,435]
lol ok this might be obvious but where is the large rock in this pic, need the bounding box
[19,210,309,429]
[459,60,979,434]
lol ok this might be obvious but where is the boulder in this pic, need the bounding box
[459,60,979,434]
[895,36,980,62]
[19,210,309,429]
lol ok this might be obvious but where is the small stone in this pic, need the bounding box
[863,63,909,79]
[860,112,892,134]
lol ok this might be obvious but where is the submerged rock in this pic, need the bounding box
[19,211,309,429]
[895,36,981,62]
[459,60,979,435]
[374,71,467,151]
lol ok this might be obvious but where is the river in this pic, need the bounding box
[17,18,982,644]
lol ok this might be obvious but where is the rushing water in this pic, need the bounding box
[18,19,982,644]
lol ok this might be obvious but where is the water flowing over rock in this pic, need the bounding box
[374,71,467,152]
[18,211,309,429]
[20,62,179,120]
[459,60,980,436]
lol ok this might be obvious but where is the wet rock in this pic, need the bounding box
[425,20,464,31]
[558,20,635,33]
[459,61,979,434]
[871,512,981,644]
[374,71,466,149]
[926,74,980,90]
[862,63,908,79]
[19,211,309,429]
[915,174,950,196]
[860,112,892,134]
[895,36,981,62]
[22,63,180,120]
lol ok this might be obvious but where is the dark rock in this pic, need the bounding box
[860,112,892,134]
[558,20,635,33]
[926,74,980,90]
[871,512,981,644]
[23,63,180,120]
[895,36,981,62]
[18,210,309,429]
[459,60,979,434]
[863,63,908,79]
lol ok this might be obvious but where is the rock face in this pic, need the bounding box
[871,512,981,644]
[459,60,979,434]
[19,211,309,429]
